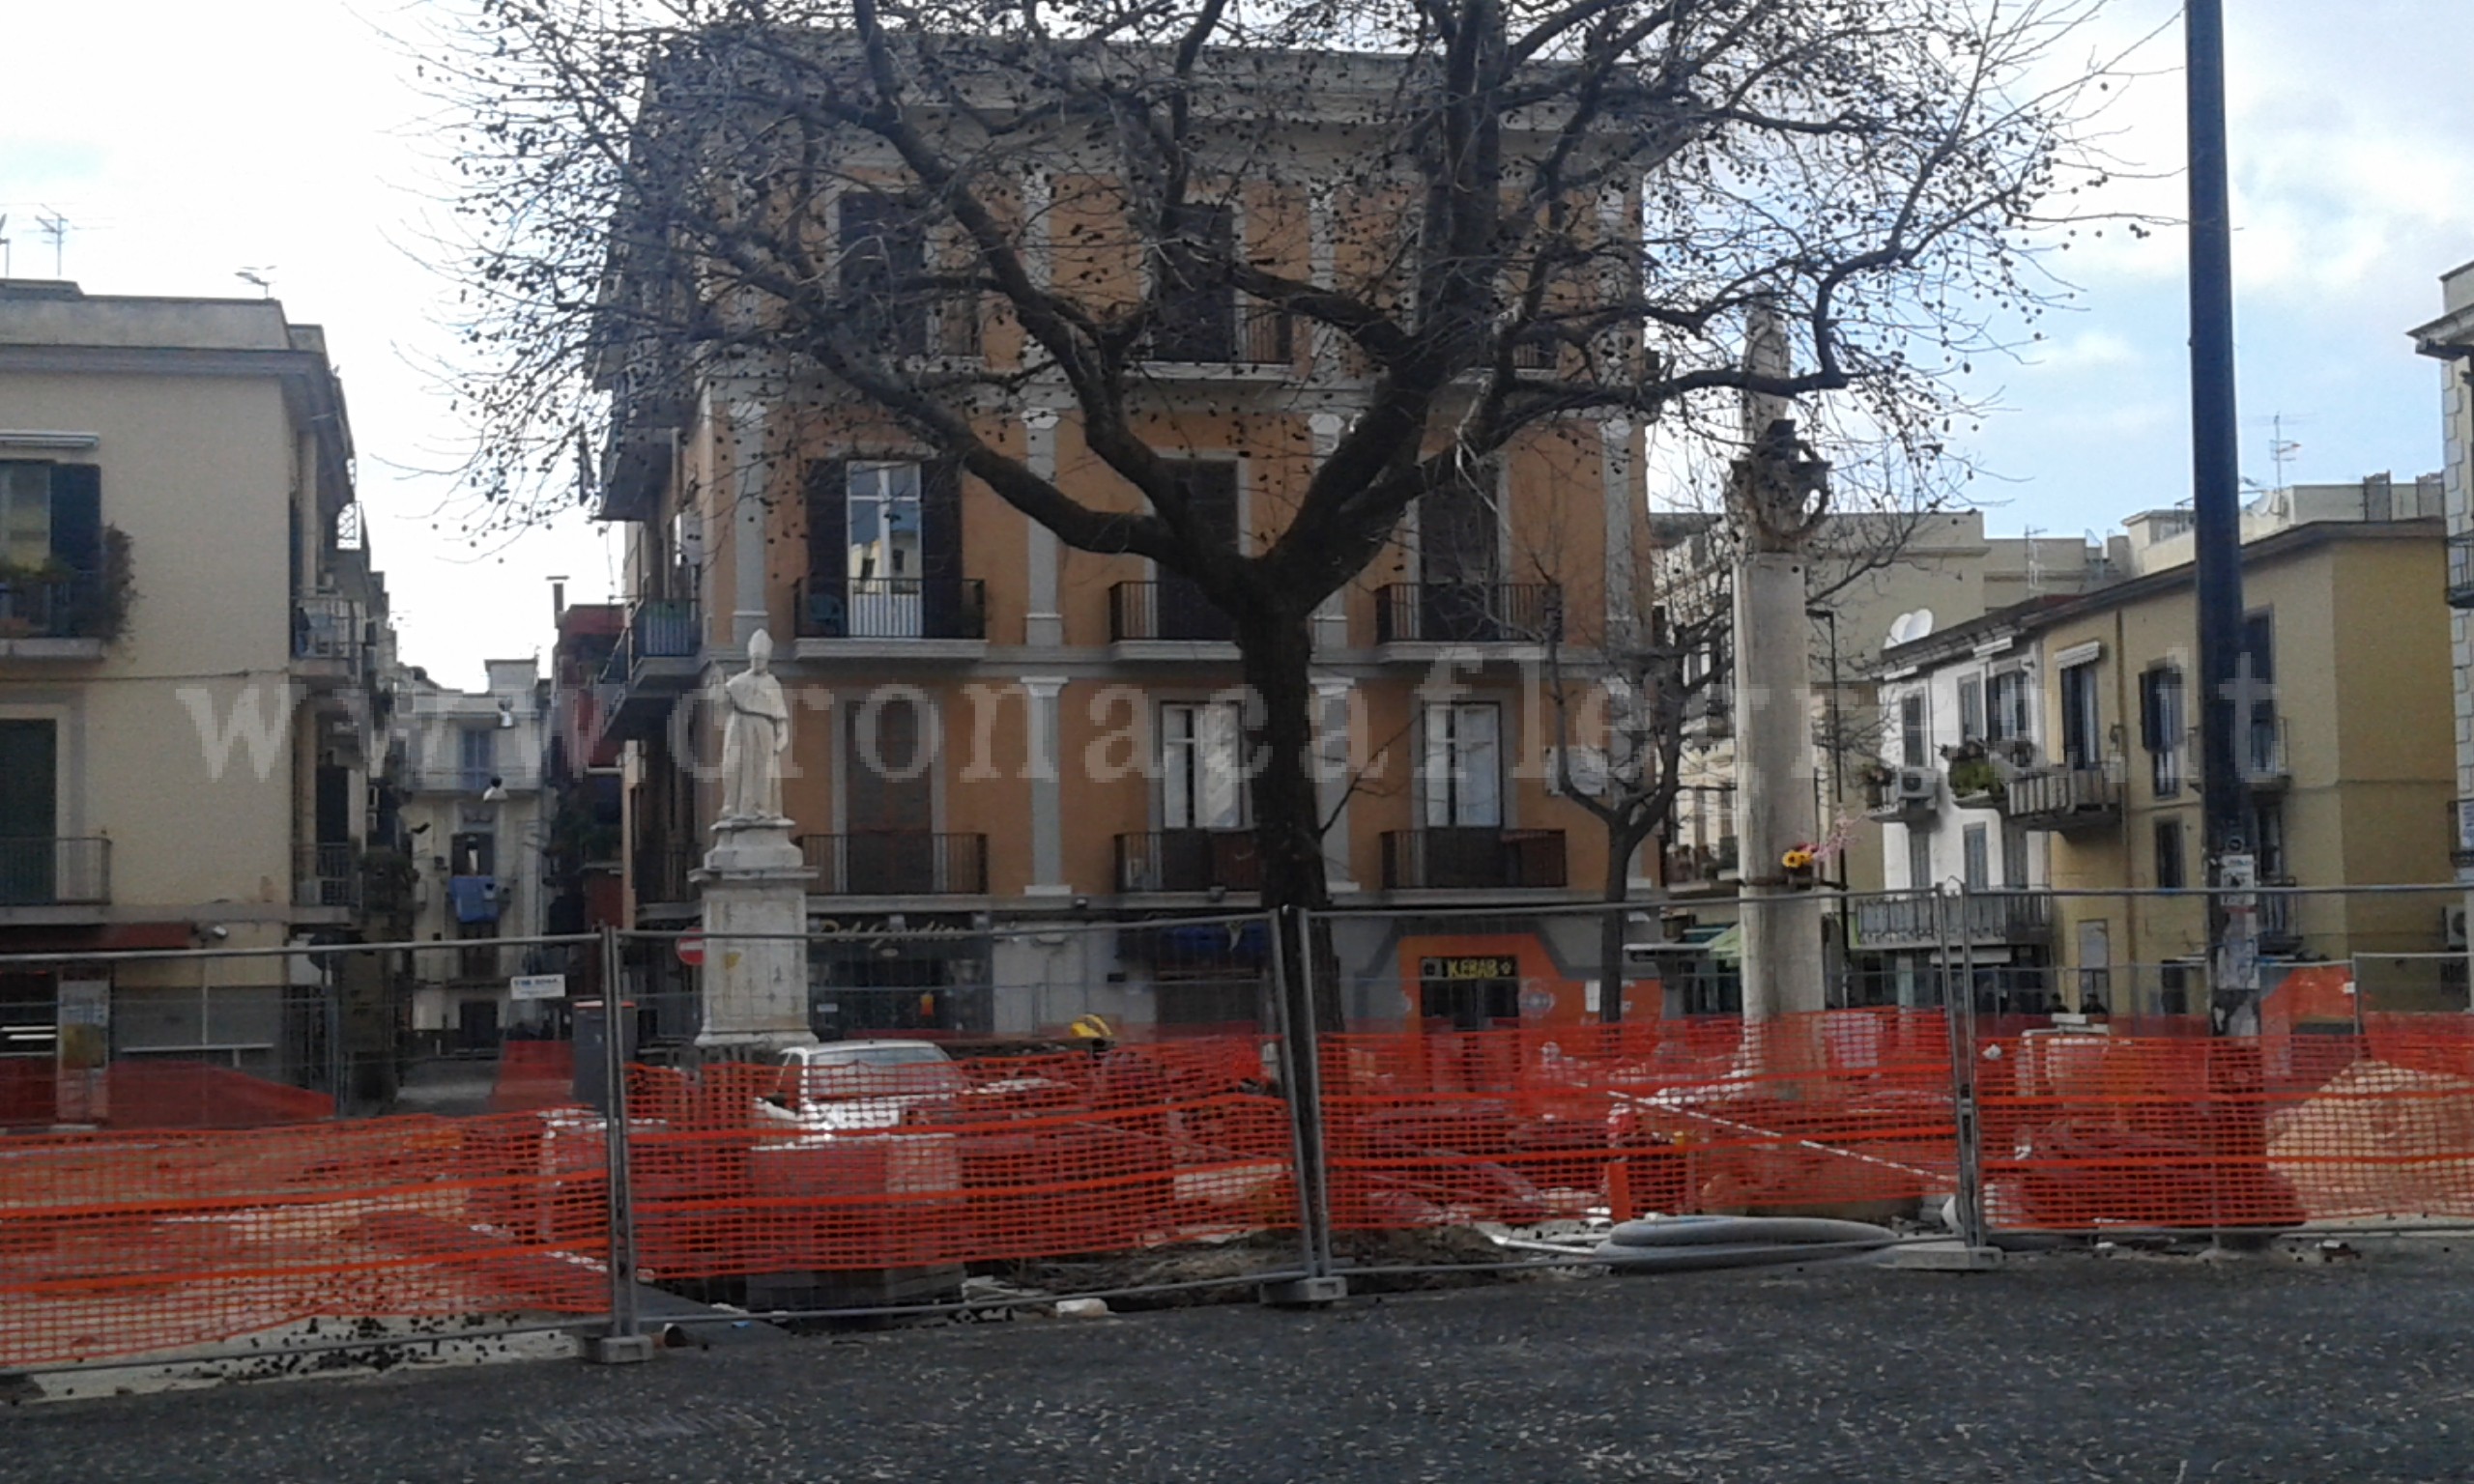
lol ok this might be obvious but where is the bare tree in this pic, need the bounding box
[432,0,2128,1031]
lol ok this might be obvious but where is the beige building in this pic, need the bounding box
[1871,481,2453,1015]
[1646,510,2114,1007]
[0,280,392,1102]
[392,658,552,1049]
[2410,261,2474,892]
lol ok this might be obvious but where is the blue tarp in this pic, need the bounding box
[448,874,501,925]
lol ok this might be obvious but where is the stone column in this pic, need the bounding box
[1024,409,1064,649]
[1314,677,1358,893]
[694,820,817,1055]
[1021,675,1071,897]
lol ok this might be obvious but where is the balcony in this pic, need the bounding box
[404,764,544,796]
[1865,766,1942,823]
[595,598,701,743]
[2451,798,2474,870]
[2449,531,2474,609]
[1373,583,1563,650]
[291,594,363,689]
[2258,876,2303,956]
[0,571,108,659]
[1116,829,1260,894]
[1381,827,1568,891]
[0,837,110,908]
[294,842,360,912]
[1853,889,2054,950]
[1662,837,1740,897]
[2006,760,2125,832]
[1139,301,1294,375]
[801,833,989,896]
[1108,581,1238,649]
[2242,714,2289,789]
[793,577,988,660]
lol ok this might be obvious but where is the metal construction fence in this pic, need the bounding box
[6,882,2474,1375]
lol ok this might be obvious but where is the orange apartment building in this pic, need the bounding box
[590,49,1651,1036]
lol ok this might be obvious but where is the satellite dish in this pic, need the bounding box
[1885,609,1936,646]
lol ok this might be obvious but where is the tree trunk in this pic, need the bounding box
[1238,603,1346,1038]
[1598,822,1647,1026]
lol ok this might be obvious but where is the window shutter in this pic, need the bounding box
[48,464,101,574]
[921,458,964,637]
[803,458,848,635]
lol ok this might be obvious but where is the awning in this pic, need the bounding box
[0,922,195,957]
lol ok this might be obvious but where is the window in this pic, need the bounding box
[0,461,101,611]
[1986,670,2029,744]
[2140,665,2185,797]
[2059,660,2102,769]
[846,461,925,636]
[2241,611,2279,778]
[2251,797,2287,879]
[0,463,51,567]
[840,193,929,357]
[2000,826,2028,889]
[804,458,967,641]
[1162,700,1247,831]
[2159,962,2191,1016]
[448,831,496,877]
[1962,824,1990,892]
[0,719,59,905]
[458,727,497,793]
[2152,818,2185,890]
[1906,825,1933,893]
[1899,693,1927,768]
[1957,675,1985,743]
[1150,202,1239,362]
[1422,701,1502,828]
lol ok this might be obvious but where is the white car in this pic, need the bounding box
[755,1040,967,1135]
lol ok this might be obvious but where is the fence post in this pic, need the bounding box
[1260,904,1345,1307]
[1908,885,1999,1270]
[585,925,657,1363]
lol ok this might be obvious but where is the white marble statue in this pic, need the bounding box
[718,629,792,826]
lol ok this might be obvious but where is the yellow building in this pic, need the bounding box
[0,280,392,1093]
[1872,491,2453,1015]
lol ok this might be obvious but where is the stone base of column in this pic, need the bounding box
[693,819,818,1056]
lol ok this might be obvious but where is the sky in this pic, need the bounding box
[2,0,2467,688]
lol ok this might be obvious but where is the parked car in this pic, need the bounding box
[756,1040,969,1134]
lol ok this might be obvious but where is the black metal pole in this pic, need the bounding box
[2186,0,2255,1034]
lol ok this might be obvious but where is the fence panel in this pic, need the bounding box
[625,1037,1298,1284]
[1979,1018,2474,1231]
[0,1111,610,1369]
[1316,1010,1958,1231]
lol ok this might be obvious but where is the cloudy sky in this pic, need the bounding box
[3,0,2466,686]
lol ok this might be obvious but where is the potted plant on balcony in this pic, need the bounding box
[1857,760,1897,812]
[1942,740,2005,809]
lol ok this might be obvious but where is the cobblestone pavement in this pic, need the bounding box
[8,1245,2472,1483]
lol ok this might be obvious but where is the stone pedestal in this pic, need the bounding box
[694,820,818,1056]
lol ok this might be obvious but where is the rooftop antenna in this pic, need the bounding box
[35,212,68,277]
[2268,412,2301,491]
[236,267,275,300]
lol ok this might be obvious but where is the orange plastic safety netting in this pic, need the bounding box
[1979,1019,2474,1230]
[1317,1012,1961,1229]
[0,1111,610,1369]
[624,1037,1299,1281]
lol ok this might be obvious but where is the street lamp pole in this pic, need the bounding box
[2185,0,2258,1034]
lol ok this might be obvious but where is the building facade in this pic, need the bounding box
[0,280,394,1110]
[2411,261,2474,909]
[591,66,1653,1037]
[390,658,552,1049]
[1873,482,2454,1015]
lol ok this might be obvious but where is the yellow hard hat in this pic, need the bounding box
[1069,1013,1116,1041]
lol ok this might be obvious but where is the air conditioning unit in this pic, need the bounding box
[1894,766,1940,804]
[2446,905,2467,952]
